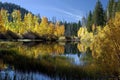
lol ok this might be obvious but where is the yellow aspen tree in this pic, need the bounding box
[0,9,9,30]
[23,13,33,32]
[0,14,6,33]
[48,22,54,36]
[11,10,22,34]
[39,17,48,36]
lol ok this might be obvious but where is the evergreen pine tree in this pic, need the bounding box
[107,0,115,20]
[117,0,120,12]
[81,17,87,27]
[93,0,105,27]
[87,11,93,32]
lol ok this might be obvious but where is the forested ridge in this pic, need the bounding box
[0,2,29,19]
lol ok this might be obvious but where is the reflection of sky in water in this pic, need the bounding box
[62,53,87,66]
[0,70,61,80]
[0,53,88,80]
[0,70,14,80]
[15,72,51,80]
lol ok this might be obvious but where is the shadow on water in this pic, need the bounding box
[0,41,119,80]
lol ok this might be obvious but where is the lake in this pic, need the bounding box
[0,41,119,80]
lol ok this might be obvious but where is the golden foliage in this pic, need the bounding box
[5,43,65,58]
[38,17,48,36]
[77,43,87,53]
[0,9,65,38]
[0,25,6,33]
[0,9,9,29]
[91,12,120,74]
[92,24,96,32]
[0,14,6,33]
[0,14,3,25]
[48,22,54,36]
[77,27,94,45]
[77,27,88,38]
[9,10,23,34]
[54,22,65,37]
[23,13,33,31]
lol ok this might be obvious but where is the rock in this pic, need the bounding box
[22,31,40,39]
[5,30,21,39]
[0,33,7,39]
[0,30,21,40]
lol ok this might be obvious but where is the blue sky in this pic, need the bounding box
[0,0,108,22]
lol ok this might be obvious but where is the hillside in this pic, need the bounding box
[0,2,30,19]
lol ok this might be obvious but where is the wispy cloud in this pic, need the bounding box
[52,7,83,21]
[28,5,83,21]
[49,0,84,21]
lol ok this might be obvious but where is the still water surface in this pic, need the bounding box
[0,41,119,80]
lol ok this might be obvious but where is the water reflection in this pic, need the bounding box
[0,41,119,80]
[21,42,92,66]
[0,42,89,65]
[64,54,84,65]
[0,69,56,80]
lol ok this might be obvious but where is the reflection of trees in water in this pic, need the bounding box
[0,49,95,80]
[0,59,7,70]
[77,43,87,53]
[64,42,80,54]
[19,42,65,58]
[0,42,119,79]
[0,42,82,58]
[0,42,65,58]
